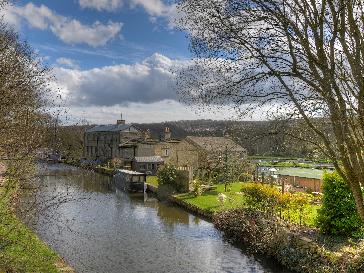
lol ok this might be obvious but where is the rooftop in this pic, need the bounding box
[86,124,138,133]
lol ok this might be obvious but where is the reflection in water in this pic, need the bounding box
[158,203,190,227]
[19,164,292,273]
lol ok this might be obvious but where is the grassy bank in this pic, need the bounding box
[175,182,319,226]
[0,176,74,273]
[175,183,246,213]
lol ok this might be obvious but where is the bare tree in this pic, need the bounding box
[0,20,55,173]
[176,0,364,220]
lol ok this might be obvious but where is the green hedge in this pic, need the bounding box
[316,172,362,236]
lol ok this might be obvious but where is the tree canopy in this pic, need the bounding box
[177,0,364,220]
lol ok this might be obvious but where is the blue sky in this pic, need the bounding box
[2,0,238,124]
[8,0,190,69]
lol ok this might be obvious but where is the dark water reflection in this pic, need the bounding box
[19,164,292,273]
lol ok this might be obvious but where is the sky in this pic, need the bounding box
[2,0,263,124]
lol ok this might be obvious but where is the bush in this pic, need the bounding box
[192,179,203,196]
[241,183,312,225]
[316,172,362,236]
[157,164,178,186]
[241,183,281,215]
[175,170,190,192]
[157,165,189,194]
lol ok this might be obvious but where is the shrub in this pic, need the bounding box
[157,164,189,194]
[289,193,312,226]
[175,170,190,193]
[241,183,313,225]
[316,172,362,236]
[241,183,281,215]
[157,164,178,186]
[192,179,203,196]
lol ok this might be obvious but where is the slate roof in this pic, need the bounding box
[134,156,164,163]
[186,136,246,153]
[86,124,137,133]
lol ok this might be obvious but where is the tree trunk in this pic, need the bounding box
[348,178,364,222]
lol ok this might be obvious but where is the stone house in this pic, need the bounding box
[166,136,247,170]
[154,127,181,165]
[84,115,155,166]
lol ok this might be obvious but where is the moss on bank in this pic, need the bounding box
[0,176,74,273]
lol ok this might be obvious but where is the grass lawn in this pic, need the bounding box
[176,182,320,226]
[176,182,247,213]
[146,176,159,187]
[0,177,72,273]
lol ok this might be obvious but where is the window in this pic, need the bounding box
[165,149,170,156]
[140,164,146,170]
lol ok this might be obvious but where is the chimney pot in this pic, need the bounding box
[164,127,171,140]
[117,113,125,125]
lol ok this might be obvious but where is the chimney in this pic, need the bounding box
[164,127,171,141]
[117,113,125,125]
[144,129,151,140]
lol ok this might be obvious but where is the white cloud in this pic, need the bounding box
[50,52,271,123]
[77,0,176,26]
[130,0,171,17]
[79,0,123,12]
[3,3,122,47]
[56,58,80,69]
[130,0,177,27]
[54,53,188,107]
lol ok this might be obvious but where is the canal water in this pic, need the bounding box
[19,164,292,273]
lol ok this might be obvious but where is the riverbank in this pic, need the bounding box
[0,163,75,273]
[65,166,364,272]
[169,186,364,273]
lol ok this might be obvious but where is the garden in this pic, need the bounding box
[152,164,364,273]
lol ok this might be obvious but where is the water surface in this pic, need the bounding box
[19,164,292,273]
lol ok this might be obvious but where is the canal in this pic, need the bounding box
[19,164,292,273]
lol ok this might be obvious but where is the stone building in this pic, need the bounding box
[84,115,154,166]
[84,115,247,174]
[167,136,247,169]
[154,127,181,165]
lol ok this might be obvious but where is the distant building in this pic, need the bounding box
[277,168,328,192]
